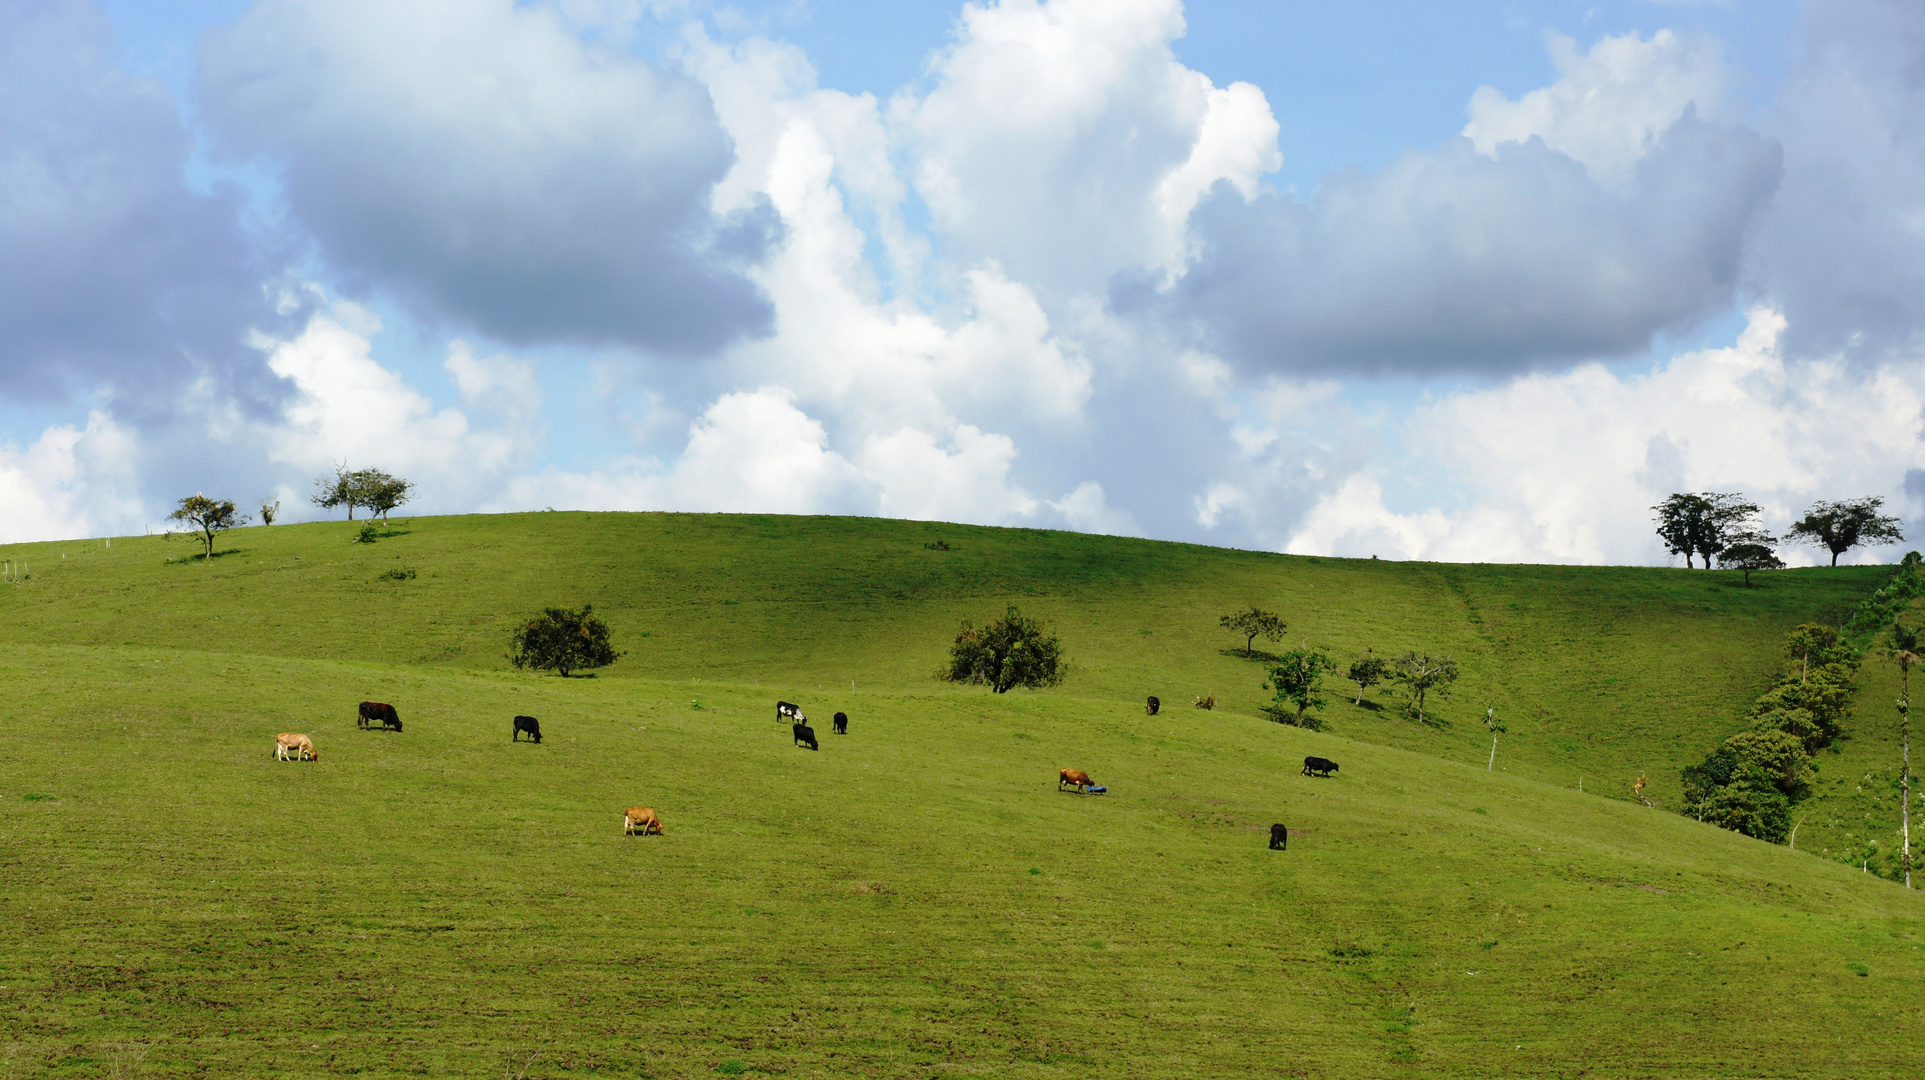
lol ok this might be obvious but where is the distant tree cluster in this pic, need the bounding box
[1653,491,1903,580]
[1682,623,1860,843]
[314,464,414,523]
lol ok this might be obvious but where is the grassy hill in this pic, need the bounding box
[1,512,1920,1077]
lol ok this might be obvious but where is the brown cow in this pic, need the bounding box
[358,701,401,731]
[275,733,317,762]
[623,807,663,836]
[1058,768,1093,792]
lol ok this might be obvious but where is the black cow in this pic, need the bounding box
[1146,696,1160,716]
[1302,756,1339,778]
[778,701,805,725]
[358,701,401,731]
[512,715,541,743]
[793,723,819,751]
[1269,823,1289,850]
[832,711,848,735]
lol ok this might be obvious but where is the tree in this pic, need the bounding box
[1783,622,1846,685]
[313,463,357,519]
[168,493,248,560]
[353,468,414,524]
[1787,497,1904,566]
[1719,542,1784,586]
[508,604,621,677]
[1484,706,1506,771]
[1652,492,1764,569]
[939,606,1065,693]
[1890,621,1920,889]
[1220,606,1286,658]
[1391,651,1459,724]
[1264,646,1336,727]
[259,497,281,526]
[1346,648,1390,706]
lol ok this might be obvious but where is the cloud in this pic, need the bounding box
[1464,30,1726,189]
[1280,308,1925,565]
[0,0,287,411]
[1750,0,1925,361]
[198,0,773,354]
[0,410,143,545]
[892,0,1281,294]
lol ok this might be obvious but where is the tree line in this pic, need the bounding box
[164,464,415,559]
[1653,493,1902,579]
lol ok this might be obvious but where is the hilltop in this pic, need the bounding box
[0,512,1919,1077]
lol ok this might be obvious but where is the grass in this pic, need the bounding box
[0,512,1920,1077]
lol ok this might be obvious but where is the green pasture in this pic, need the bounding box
[1,513,1920,1077]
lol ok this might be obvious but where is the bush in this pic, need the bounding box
[508,605,621,677]
[938,606,1065,693]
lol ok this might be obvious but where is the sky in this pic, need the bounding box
[3,0,1923,567]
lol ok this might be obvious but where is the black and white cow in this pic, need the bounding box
[778,701,805,725]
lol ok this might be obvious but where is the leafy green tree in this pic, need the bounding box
[939,606,1065,693]
[353,469,414,524]
[1264,646,1336,727]
[1718,541,1784,586]
[1783,622,1847,685]
[508,604,621,677]
[312,463,358,519]
[1890,621,1920,889]
[1392,651,1459,724]
[1219,606,1286,659]
[1652,492,1764,569]
[1787,497,1904,566]
[1346,649,1390,705]
[168,493,248,560]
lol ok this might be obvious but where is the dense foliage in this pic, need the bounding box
[1263,645,1336,729]
[939,605,1065,693]
[1787,497,1904,567]
[1683,622,1858,842]
[313,465,415,522]
[507,604,621,677]
[1651,492,1767,569]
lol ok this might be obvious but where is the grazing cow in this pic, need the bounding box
[1059,768,1094,792]
[1146,696,1160,716]
[512,715,542,743]
[274,732,317,762]
[777,701,805,725]
[1302,756,1339,778]
[832,711,848,735]
[358,701,401,731]
[793,723,819,751]
[1269,823,1289,850]
[623,807,663,836]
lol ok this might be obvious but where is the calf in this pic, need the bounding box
[623,807,663,836]
[1146,696,1160,716]
[832,711,848,735]
[1059,768,1094,792]
[793,723,819,750]
[358,701,401,731]
[274,732,317,762]
[1269,823,1289,850]
[1301,756,1339,778]
[512,715,541,743]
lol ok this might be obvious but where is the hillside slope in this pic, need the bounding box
[1,513,1919,1077]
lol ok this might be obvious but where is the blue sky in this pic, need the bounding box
[3,0,1921,566]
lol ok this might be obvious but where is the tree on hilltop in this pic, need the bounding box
[1787,498,1904,566]
[1719,541,1784,586]
[1220,606,1286,659]
[313,464,414,523]
[1653,492,1765,569]
[168,493,248,560]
